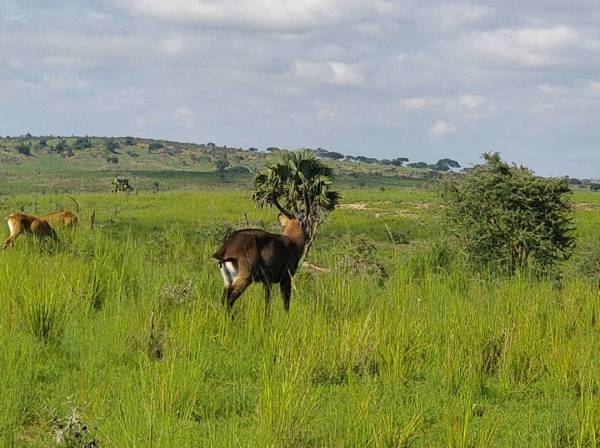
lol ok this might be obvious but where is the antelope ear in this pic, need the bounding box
[277,213,290,226]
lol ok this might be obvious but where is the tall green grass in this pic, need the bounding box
[0,191,598,447]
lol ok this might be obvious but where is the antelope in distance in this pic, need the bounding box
[213,210,307,314]
[38,210,78,228]
[39,195,79,228]
[3,213,57,249]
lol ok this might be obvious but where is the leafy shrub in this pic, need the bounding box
[15,142,32,155]
[148,141,164,152]
[53,140,68,153]
[105,140,120,153]
[50,401,99,447]
[441,152,575,276]
[72,137,92,150]
[111,177,133,192]
[227,165,251,174]
[214,159,230,172]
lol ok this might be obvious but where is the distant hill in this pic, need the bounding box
[0,135,439,194]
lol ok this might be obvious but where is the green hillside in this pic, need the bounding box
[0,135,431,194]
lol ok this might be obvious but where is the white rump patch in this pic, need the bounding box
[220,261,237,286]
[7,219,16,236]
[225,261,237,280]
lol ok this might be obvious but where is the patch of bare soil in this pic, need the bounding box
[408,201,434,209]
[574,203,600,211]
[340,202,369,210]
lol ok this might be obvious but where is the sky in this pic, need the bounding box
[1,1,600,177]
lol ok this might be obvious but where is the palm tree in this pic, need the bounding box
[253,149,341,257]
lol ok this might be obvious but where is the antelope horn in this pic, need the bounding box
[273,197,294,219]
[65,194,80,215]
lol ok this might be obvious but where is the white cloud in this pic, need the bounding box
[538,84,572,96]
[173,107,201,130]
[174,107,198,119]
[110,0,374,31]
[586,81,600,96]
[403,95,484,111]
[330,62,363,85]
[3,0,600,176]
[403,97,433,110]
[295,61,363,85]
[160,36,184,56]
[429,120,456,139]
[432,4,489,29]
[460,25,589,68]
[42,73,89,92]
[458,94,484,108]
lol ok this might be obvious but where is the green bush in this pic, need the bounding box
[148,141,164,152]
[441,152,575,276]
[105,139,120,153]
[73,137,92,150]
[15,142,32,156]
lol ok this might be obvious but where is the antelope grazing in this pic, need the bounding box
[39,210,78,228]
[213,212,306,313]
[3,213,57,249]
[39,195,79,228]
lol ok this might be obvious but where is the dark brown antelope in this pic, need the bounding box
[3,213,58,249]
[213,212,306,313]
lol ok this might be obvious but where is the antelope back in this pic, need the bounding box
[213,216,305,282]
[39,210,78,228]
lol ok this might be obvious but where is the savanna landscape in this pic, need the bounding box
[0,136,598,447]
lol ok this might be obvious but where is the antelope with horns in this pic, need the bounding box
[3,213,58,249]
[39,195,79,228]
[213,208,307,313]
[38,210,78,228]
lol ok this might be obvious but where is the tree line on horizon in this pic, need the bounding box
[1,134,462,174]
[3,134,598,185]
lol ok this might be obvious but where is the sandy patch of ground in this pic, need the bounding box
[574,202,600,211]
[340,202,369,210]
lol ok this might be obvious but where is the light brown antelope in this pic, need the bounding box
[39,195,79,228]
[3,213,58,249]
[213,211,306,313]
[38,210,78,228]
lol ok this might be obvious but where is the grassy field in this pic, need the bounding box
[0,187,599,447]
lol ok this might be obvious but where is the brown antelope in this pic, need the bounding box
[39,195,79,228]
[38,210,78,228]
[3,213,58,249]
[213,211,306,313]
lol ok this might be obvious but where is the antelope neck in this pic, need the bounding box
[282,222,306,250]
